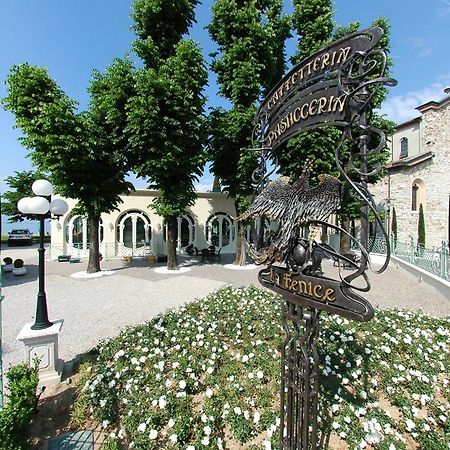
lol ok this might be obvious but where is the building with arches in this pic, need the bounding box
[371,92,450,247]
[49,190,240,259]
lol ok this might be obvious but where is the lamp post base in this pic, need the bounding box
[17,319,64,387]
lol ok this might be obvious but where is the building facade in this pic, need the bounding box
[371,93,450,248]
[50,190,240,259]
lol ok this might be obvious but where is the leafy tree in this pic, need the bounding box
[3,61,134,273]
[207,0,290,265]
[272,1,395,251]
[126,0,208,270]
[1,170,44,223]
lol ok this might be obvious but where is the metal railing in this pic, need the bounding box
[45,241,156,261]
[351,236,449,281]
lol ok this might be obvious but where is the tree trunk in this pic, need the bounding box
[340,218,350,254]
[87,215,101,274]
[166,216,178,270]
[234,220,247,266]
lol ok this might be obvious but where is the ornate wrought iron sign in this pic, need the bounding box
[242,26,397,450]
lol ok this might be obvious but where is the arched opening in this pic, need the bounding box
[206,213,235,249]
[64,215,104,256]
[411,179,425,212]
[400,137,408,158]
[163,214,196,249]
[116,210,151,255]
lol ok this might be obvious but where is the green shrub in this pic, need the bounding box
[418,203,425,249]
[3,257,13,265]
[391,206,397,243]
[0,362,39,449]
[13,259,24,269]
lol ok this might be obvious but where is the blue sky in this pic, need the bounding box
[1,0,450,232]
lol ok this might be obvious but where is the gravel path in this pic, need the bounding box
[1,249,449,372]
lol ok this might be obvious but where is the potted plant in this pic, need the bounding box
[2,257,13,273]
[13,258,27,276]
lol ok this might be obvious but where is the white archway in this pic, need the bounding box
[205,212,236,249]
[163,214,196,250]
[64,215,104,257]
[116,210,152,256]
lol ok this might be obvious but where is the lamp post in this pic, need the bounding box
[17,179,68,330]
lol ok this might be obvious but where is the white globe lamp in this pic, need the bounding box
[32,179,53,197]
[50,199,69,217]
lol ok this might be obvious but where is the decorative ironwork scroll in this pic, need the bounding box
[242,26,397,449]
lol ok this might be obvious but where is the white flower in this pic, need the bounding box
[201,436,210,446]
[405,418,415,431]
[205,388,213,398]
[254,411,261,423]
[332,421,340,429]
[242,355,249,363]
[137,422,146,433]
[186,446,196,450]
[168,418,175,428]
[99,399,107,407]
[207,366,214,374]
[149,429,158,440]
[179,380,187,390]
[257,370,264,379]
[263,440,272,450]
[234,406,242,415]
[159,396,167,409]
[169,434,177,443]
[102,419,110,429]
[114,349,125,359]
[203,425,212,435]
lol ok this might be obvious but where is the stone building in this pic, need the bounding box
[371,92,450,248]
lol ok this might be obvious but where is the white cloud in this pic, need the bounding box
[437,0,450,17]
[402,37,433,58]
[379,80,450,124]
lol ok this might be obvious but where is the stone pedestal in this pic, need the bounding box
[17,319,64,387]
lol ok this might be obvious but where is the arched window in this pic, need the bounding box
[400,137,408,158]
[206,213,235,248]
[116,210,151,250]
[411,179,425,212]
[64,215,104,254]
[163,214,196,248]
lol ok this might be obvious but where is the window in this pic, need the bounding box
[411,179,425,212]
[116,210,151,249]
[163,214,196,248]
[64,215,104,253]
[206,213,235,248]
[400,137,408,158]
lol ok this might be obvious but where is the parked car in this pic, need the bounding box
[8,229,33,246]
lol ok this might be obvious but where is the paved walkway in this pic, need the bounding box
[1,247,449,372]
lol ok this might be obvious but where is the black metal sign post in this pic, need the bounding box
[242,27,397,449]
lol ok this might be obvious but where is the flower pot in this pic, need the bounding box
[2,264,13,273]
[13,267,27,276]
[147,255,157,263]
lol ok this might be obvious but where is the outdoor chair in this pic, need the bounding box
[342,251,360,269]
[201,248,214,263]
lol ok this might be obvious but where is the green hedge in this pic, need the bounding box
[0,362,39,449]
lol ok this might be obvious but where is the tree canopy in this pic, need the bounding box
[127,0,208,269]
[207,0,290,264]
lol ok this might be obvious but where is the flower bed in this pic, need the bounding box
[74,286,450,449]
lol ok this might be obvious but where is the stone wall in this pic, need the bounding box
[373,97,450,248]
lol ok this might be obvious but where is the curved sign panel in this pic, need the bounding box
[257,27,384,150]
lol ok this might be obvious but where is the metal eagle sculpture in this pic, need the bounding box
[239,167,342,268]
